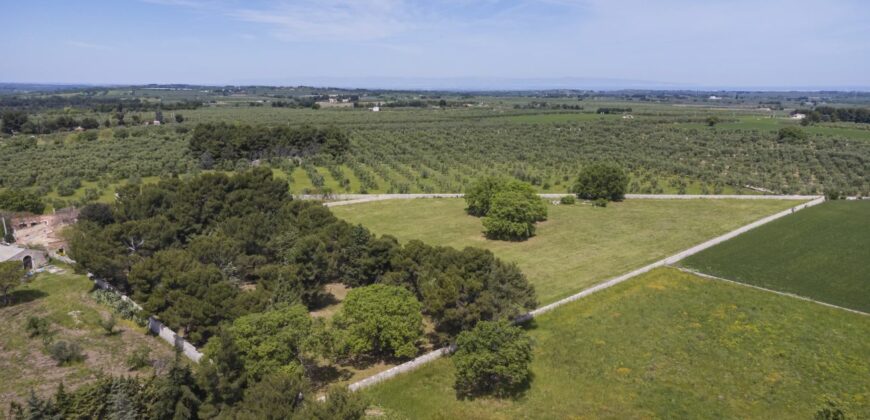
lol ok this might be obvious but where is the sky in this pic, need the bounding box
[1,0,869,90]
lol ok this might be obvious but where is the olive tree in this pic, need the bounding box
[573,162,629,201]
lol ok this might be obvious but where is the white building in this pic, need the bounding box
[790,113,806,120]
[371,106,380,112]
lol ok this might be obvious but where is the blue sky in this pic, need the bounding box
[1,0,869,89]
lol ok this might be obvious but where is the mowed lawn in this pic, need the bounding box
[365,268,870,419]
[683,200,870,313]
[0,267,176,403]
[332,198,800,304]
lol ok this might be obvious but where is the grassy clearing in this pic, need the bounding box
[332,198,799,304]
[0,267,177,404]
[683,200,870,312]
[365,268,870,419]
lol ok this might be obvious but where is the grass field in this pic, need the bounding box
[682,200,870,312]
[332,198,800,304]
[0,267,176,404]
[364,268,870,419]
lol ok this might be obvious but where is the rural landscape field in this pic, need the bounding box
[1,0,869,419]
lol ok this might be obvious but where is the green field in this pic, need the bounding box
[0,267,176,403]
[682,201,870,312]
[332,198,800,304]
[365,268,870,419]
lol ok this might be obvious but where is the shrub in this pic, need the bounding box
[452,320,533,398]
[127,346,151,370]
[100,314,116,335]
[90,289,147,326]
[47,340,85,366]
[464,177,506,216]
[573,163,628,201]
[334,284,423,359]
[25,316,50,338]
[593,198,608,207]
[559,195,575,205]
[778,126,808,143]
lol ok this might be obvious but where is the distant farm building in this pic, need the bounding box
[371,106,380,112]
[0,244,47,270]
[790,113,806,120]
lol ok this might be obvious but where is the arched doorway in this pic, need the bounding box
[22,255,32,270]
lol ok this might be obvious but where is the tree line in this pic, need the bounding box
[0,96,203,112]
[190,123,351,167]
[796,106,870,124]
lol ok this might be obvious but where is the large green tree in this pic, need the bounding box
[452,320,534,398]
[483,189,547,241]
[573,162,629,201]
[334,284,423,359]
[226,304,313,380]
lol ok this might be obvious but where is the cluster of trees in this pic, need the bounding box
[1,109,184,135]
[190,123,350,167]
[0,188,45,214]
[68,168,537,347]
[596,107,632,114]
[796,106,870,124]
[59,168,538,415]
[9,358,367,419]
[465,178,547,241]
[573,163,629,201]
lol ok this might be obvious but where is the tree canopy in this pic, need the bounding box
[452,320,534,398]
[465,177,547,241]
[334,284,423,359]
[573,162,629,201]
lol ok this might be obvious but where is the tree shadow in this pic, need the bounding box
[307,292,340,312]
[3,289,48,307]
[307,363,349,389]
[455,371,535,402]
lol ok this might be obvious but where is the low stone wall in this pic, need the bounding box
[89,275,203,363]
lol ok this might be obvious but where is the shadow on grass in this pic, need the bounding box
[455,371,535,402]
[3,289,48,307]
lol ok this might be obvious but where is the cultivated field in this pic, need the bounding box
[365,268,870,419]
[682,200,870,312]
[0,267,177,403]
[332,198,801,303]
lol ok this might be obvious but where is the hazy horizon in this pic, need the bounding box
[2,1,868,89]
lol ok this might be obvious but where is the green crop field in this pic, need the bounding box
[682,200,870,312]
[364,268,870,419]
[0,267,177,403]
[332,198,800,303]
